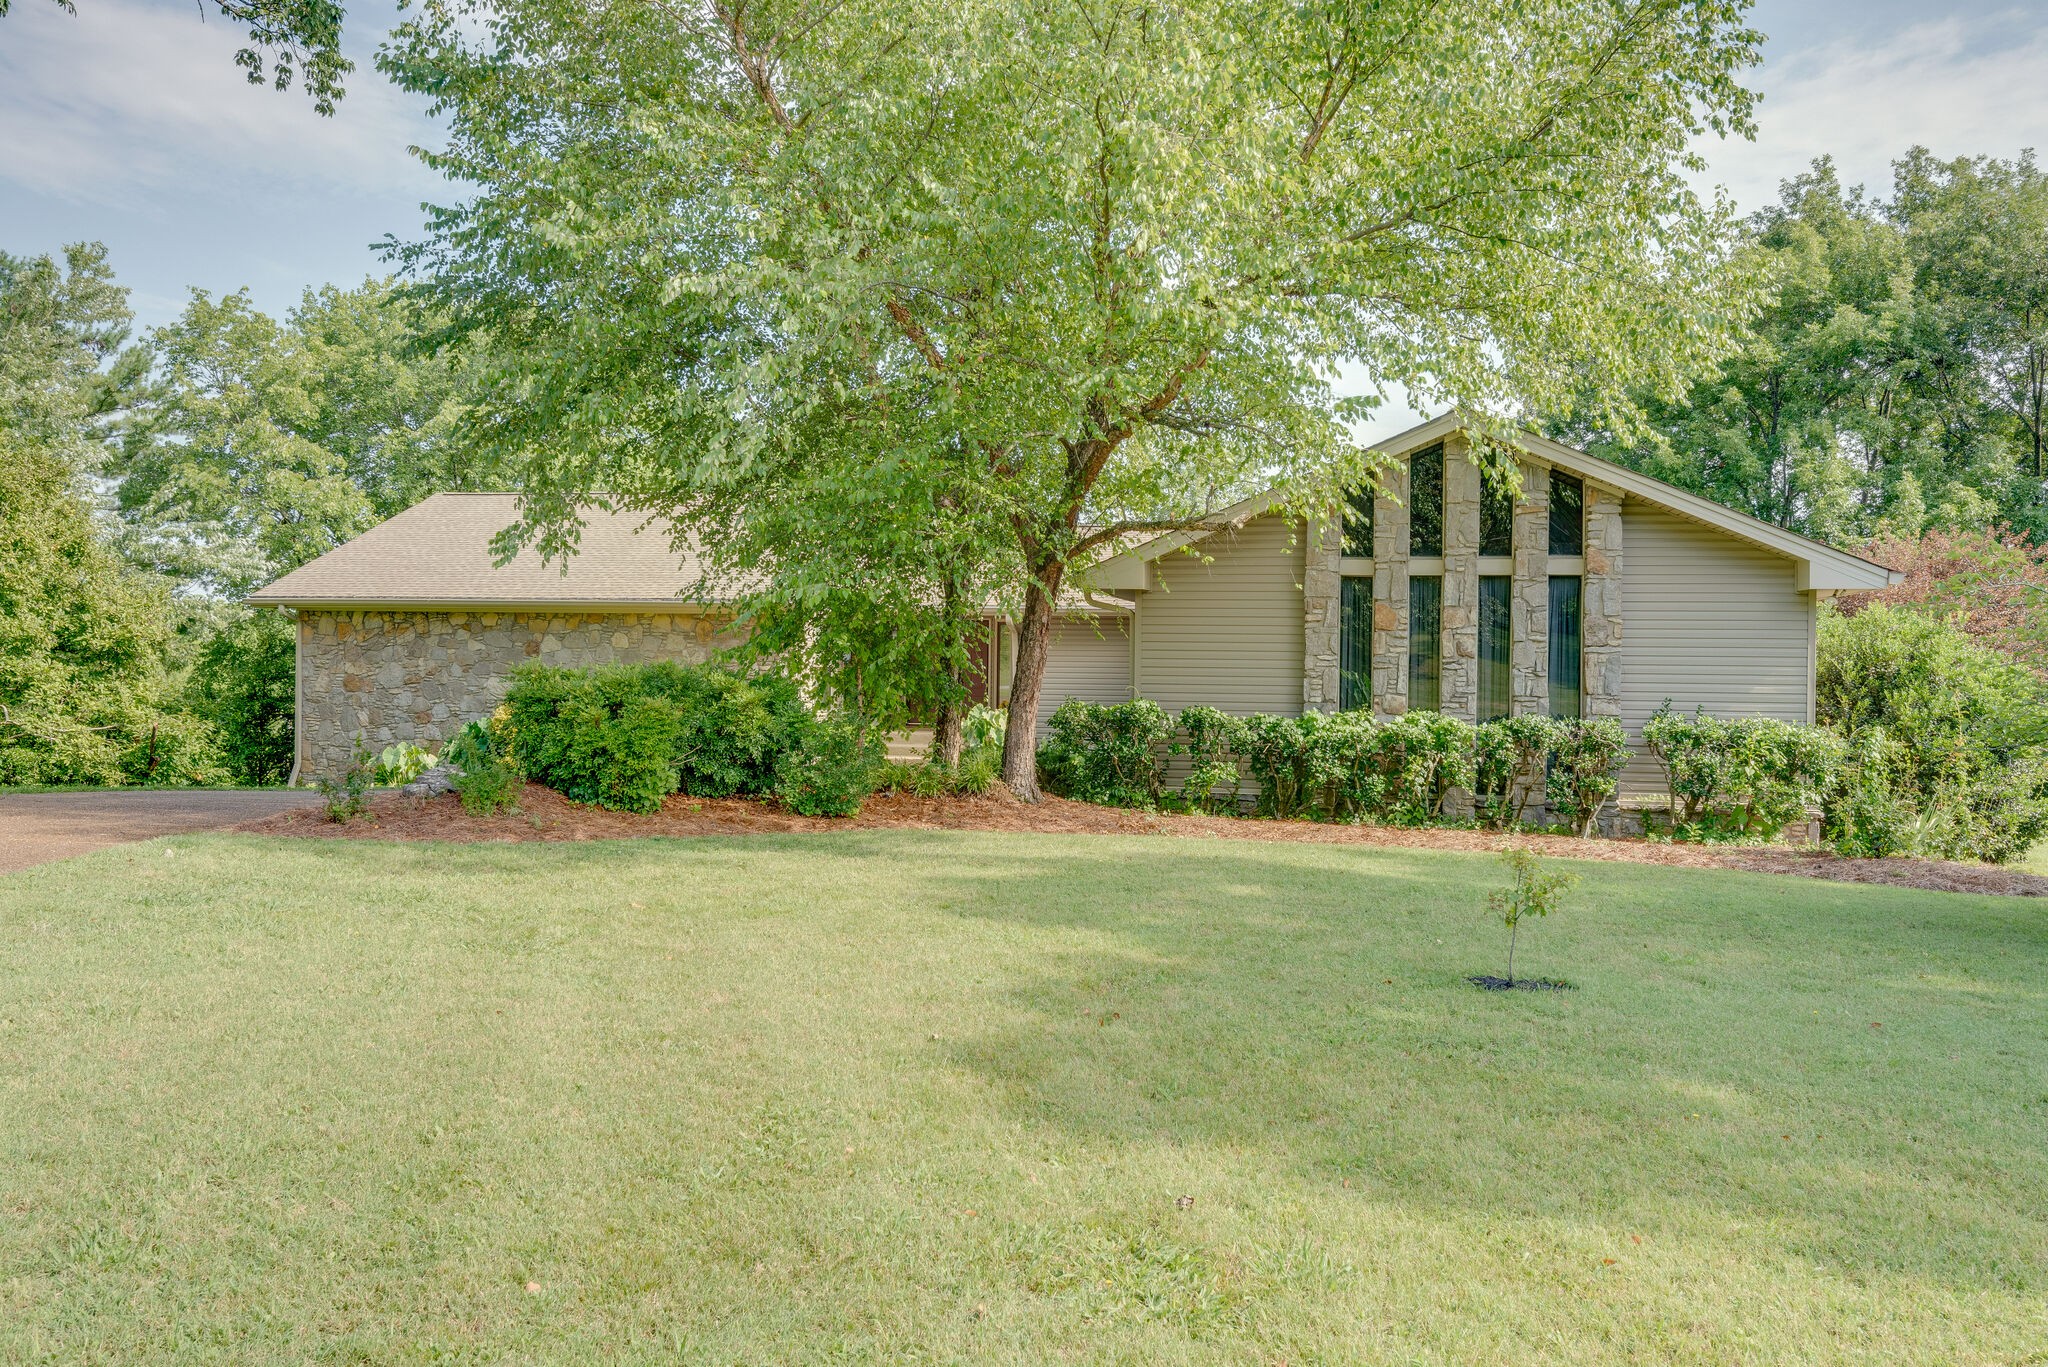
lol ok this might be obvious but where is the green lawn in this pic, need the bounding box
[2,834,2043,1364]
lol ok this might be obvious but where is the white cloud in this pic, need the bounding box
[1701,9,2048,212]
[0,0,439,210]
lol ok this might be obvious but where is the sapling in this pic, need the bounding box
[1488,848,1579,987]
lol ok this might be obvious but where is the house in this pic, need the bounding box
[250,413,1899,793]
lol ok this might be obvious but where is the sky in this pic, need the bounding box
[4,0,2046,439]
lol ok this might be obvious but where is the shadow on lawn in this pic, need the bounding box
[882,837,2047,1297]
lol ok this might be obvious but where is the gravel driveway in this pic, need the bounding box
[0,790,325,874]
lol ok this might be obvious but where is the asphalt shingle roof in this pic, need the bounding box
[248,494,704,608]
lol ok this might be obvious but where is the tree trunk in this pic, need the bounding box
[932,579,968,770]
[933,695,964,770]
[1000,567,1062,800]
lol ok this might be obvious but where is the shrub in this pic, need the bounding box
[773,716,883,817]
[1369,711,1476,823]
[1473,715,1561,829]
[1168,705,1244,812]
[1816,604,2048,862]
[1642,706,1843,842]
[1036,699,1173,808]
[1225,712,1300,817]
[503,664,685,813]
[187,609,295,785]
[1546,716,1631,837]
[445,720,520,816]
[317,740,374,823]
[637,662,810,798]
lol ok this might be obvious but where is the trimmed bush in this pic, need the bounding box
[1643,705,1842,842]
[1546,717,1633,837]
[773,715,883,817]
[502,661,821,815]
[1474,715,1562,829]
[1036,699,1173,808]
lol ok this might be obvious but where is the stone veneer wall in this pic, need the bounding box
[1369,457,1411,714]
[1301,515,1344,712]
[295,608,734,780]
[1296,447,1623,726]
[1581,486,1625,718]
[1439,434,1481,719]
[1509,461,1552,718]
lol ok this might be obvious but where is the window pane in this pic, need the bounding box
[1479,575,1511,722]
[1548,472,1584,556]
[1342,485,1374,558]
[1548,575,1582,718]
[1339,575,1372,711]
[1409,443,1444,557]
[1480,471,1514,557]
[1408,575,1442,713]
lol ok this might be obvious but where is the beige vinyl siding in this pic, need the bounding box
[1035,617,1134,736]
[1135,514,1304,717]
[1619,501,1815,796]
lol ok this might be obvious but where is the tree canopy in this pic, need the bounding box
[5,0,350,113]
[1553,150,2048,543]
[384,0,1767,795]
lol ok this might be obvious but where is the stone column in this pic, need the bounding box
[1301,512,1342,713]
[1510,460,1551,717]
[1583,486,1625,718]
[1440,435,1481,720]
[1371,458,1411,715]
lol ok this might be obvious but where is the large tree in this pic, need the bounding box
[1555,151,2048,543]
[0,245,220,785]
[385,0,1764,796]
[115,278,487,595]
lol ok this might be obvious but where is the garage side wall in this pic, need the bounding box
[1134,515,1305,717]
[296,609,733,779]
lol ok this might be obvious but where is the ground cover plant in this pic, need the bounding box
[2,833,2044,1363]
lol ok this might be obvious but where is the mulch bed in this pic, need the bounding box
[235,783,2048,899]
[1467,976,1574,992]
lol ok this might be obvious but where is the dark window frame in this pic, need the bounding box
[1339,575,1373,711]
[1408,574,1443,713]
[1409,443,1445,557]
[1548,472,1584,557]
[1548,575,1583,718]
[1478,575,1511,722]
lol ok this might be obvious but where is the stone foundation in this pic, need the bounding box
[295,608,736,780]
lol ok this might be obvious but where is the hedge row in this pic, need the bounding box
[1036,700,1631,835]
[500,661,879,815]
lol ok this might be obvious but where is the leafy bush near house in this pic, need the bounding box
[374,741,439,786]
[317,740,375,822]
[773,715,884,817]
[1545,717,1634,837]
[1817,605,2048,861]
[1037,699,1174,808]
[1474,715,1563,829]
[1174,705,1246,812]
[444,720,520,816]
[502,661,876,816]
[1641,706,1841,842]
[1035,702,1601,830]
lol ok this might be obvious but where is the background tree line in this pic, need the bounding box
[0,244,487,784]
